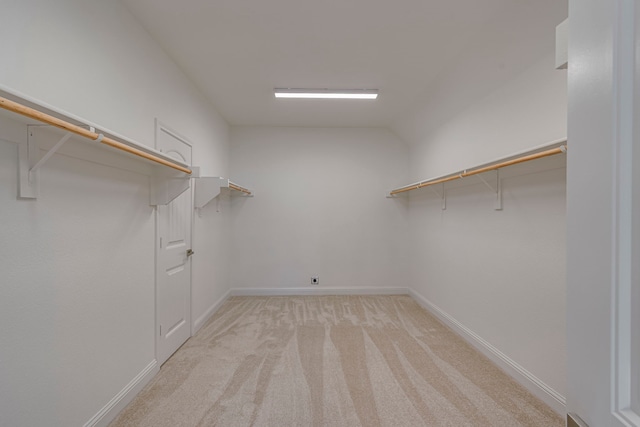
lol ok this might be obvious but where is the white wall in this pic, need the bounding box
[392,0,568,413]
[0,1,230,425]
[0,120,157,427]
[394,0,568,178]
[229,126,410,292]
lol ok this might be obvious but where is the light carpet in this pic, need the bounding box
[109,295,563,426]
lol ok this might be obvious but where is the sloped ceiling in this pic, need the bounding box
[122,0,541,128]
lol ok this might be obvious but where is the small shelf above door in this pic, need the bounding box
[194,177,253,209]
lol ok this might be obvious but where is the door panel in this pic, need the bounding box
[156,122,192,365]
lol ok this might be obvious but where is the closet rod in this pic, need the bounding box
[229,182,252,195]
[0,96,192,175]
[390,143,567,196]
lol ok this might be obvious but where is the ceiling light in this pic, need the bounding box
[274,88,378,99]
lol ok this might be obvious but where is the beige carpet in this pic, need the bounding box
[110,295,563,427]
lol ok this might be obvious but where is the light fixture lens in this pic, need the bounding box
[274,89,378,99]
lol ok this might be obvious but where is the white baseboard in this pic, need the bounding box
[84,359,159,427]
[193,289,232,333]
[85,291,233,427]
[230,287,409,297]
[408,289,566,415]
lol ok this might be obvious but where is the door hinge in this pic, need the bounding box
[159,325,162,336]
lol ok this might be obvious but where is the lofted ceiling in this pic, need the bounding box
[122,0,518,128]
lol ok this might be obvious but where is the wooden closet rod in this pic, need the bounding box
[229,182,252,195]
[0,96,192,174]
[390,143,567,196]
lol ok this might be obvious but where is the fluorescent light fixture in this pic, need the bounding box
[274,88,378,99]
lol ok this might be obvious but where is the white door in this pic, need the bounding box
[567,1,640,426]
[156,122,193,365]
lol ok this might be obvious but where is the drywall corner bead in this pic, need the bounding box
[555,19,568,70]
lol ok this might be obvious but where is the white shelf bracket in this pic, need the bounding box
[19,125,105,199]
[429,183,446,210]
[194,177,223,209]
[29,132,72,176]
[475,170,502,210]
[18,128,39,199]
[149,172,190,206]
[495,171,502,210]
[19,127,75,199]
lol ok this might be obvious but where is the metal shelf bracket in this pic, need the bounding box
[430,183,447,210]
[475,170,502,210]
[19,127,93,199]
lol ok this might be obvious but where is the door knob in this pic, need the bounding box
[186,249,194,257]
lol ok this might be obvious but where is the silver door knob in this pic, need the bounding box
[186,249,194,257]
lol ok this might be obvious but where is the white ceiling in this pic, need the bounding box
[122,0,517,128]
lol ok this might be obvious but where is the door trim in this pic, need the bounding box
[611,1,640,424]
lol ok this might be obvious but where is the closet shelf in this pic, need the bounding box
[389,139,567,197]
[194,177,253,209]
[388,138,567,210]
[0,87,192,206]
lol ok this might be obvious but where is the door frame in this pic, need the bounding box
[567,0,640,425]
[154,119,194,363]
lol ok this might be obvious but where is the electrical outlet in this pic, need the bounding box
[311,276,319,285]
